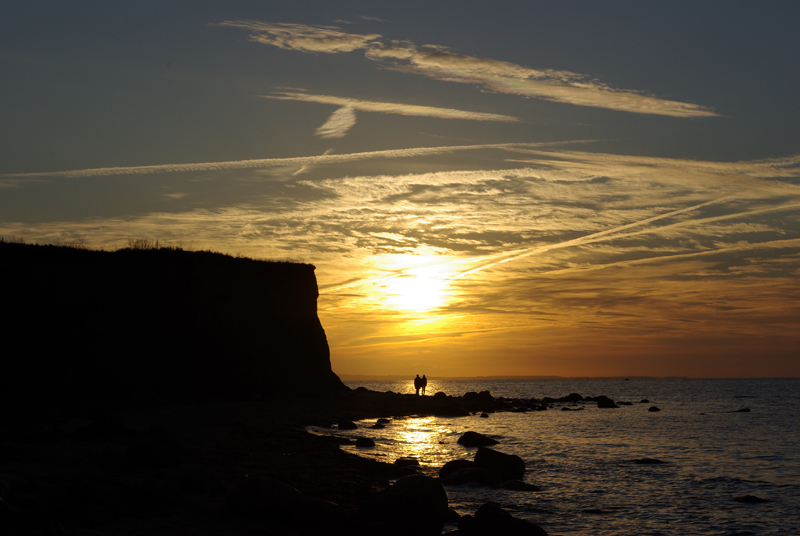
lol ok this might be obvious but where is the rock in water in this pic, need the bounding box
[503,480,541,491]
[439,459,475,479]
[355,437,375,448]
[457,431,499,447]
[338,419,357,430]
[440,467,503,488]
[596,396,618,408]
[735,495,770,503]
[474,447,525,481]
[459,502,547,536]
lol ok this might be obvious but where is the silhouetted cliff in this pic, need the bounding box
[2,241,347,403]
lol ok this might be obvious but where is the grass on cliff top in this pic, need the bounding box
[0,236,306,265]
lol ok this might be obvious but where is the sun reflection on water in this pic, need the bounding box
[311,416,463,468]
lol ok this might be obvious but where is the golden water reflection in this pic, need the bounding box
[310,416,463,468]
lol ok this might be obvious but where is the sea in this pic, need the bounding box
[313,378,800,536]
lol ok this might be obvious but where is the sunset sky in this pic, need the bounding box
[2,2,799,378]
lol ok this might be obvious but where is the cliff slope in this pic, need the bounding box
[2,242,347,403]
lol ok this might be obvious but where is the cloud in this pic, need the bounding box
[217,21,718,117]
[2,142,575,179]
[315,106,357,138]
[263,92,520,122]
[5,148,800,377]
[394,49,719,118]
[213,21,380,53]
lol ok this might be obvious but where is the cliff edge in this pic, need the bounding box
[2,241,348,403]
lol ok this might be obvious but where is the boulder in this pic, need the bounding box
[503,480,540,491]
[394,457,420,468]
[377,418,391,424]
[640,399,650,403]
[459,502,547,536]
[648,406,661,412]
[474,447,525,481]
[562,393,583,402]
[433,405,471,417]
[355,475,448,536]
[457,431,498,447]
[440,467,502,488]
[439,459,475,479]
[480,413,489,418]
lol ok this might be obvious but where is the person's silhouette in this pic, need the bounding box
[414,374,421,395]
[421,374,428,395]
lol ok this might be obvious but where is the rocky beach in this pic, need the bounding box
[1,387,553,535]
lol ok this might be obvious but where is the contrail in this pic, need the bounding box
[2,141,586,180]
[321,199,800,294]
[446,197,728,280]
[541,237,800,276]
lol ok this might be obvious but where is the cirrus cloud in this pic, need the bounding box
[217,20,719,118]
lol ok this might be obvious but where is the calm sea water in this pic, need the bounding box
[314,378,800,536]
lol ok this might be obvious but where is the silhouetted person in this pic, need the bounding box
[414,374,421,395]
[421,374,427,395]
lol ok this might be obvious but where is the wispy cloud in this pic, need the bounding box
[213,21,380,53]
[394,49,719,118]
[217,20,718,117]
[263,92,520,123]
[5,148,799,375]
[315,106,357,138]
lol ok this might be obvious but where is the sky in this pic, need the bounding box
[2,1,799,378]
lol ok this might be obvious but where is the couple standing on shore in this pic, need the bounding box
[414,374,427,395]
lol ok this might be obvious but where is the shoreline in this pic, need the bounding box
[0,389,507,535]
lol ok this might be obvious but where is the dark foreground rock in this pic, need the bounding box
[354,475,448,536]
[459,502,548,536]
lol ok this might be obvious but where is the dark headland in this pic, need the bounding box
[2,241,561,535]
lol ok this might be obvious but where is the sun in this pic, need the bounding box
[383,264,452,313]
